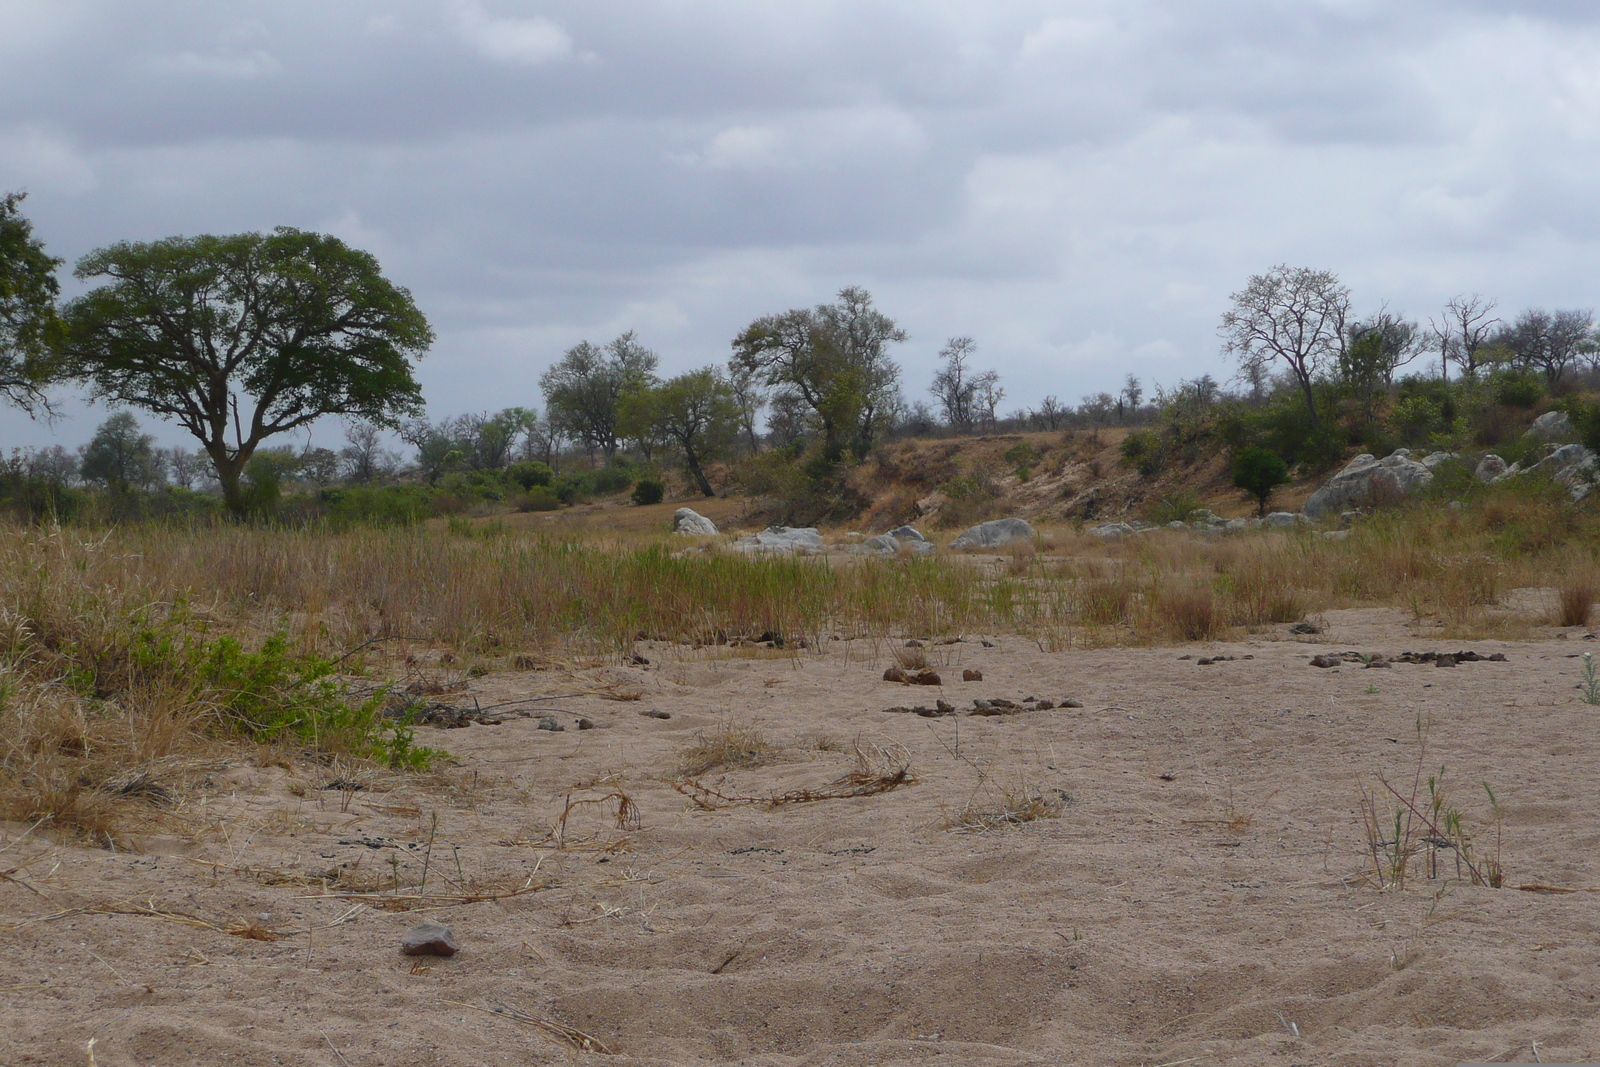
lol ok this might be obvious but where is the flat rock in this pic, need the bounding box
[731,526,825,555]
[887,525,929,543]
[673,508,719,536]
[401,923,458,957]
[949,517,1035,550]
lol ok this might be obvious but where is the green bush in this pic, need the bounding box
[516,486,563,512]
[1231,446,1290,517]
[1119,429,1164,477]
[1495,371,1544,408]
[631,478,665,506]
[320,485,432,528]
[592,464,635,495]
[506,460,554,489]
[553,473,592,504]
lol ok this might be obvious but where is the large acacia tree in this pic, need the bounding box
[732,286,904,462]
[0,192,63,413]
[62,228,432,516]
[1220,265,1350,429]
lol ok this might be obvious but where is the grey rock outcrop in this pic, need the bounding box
[1527,443,1600,501]
[1303,450,1435,520]
[949,517,1036,550]
[1262,511,1305,529]
[731,526,825,555]
[1419,452,1459,471]
[1527,410,1574,442]
[673,508,719,536]
[1089,521,1136,540]
[1473,454,1508,483]
[888,525,928,543]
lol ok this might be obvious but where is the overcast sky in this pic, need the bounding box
[4,0,1600,450]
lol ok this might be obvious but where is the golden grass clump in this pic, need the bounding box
[1555,570,1599,628]
[675,719,779,777]
[943,786,1066,833]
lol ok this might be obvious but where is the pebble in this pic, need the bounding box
[963,669,983,682]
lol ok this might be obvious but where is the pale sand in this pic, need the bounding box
[3,607,1598,1066]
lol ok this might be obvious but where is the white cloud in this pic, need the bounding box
[452,1,575,65]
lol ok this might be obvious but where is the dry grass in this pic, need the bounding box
[675,742,914,808]
[942,786,1067,833]
[1555,570,1600,628]
[675,719,779,778]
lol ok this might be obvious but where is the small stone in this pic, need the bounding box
[1034,699,1055,710]
[640,709,671,720]
[1310,654,1341,668]
[1196,657,1213,666]
[911,670,942,686]
[904,639,924,648]
[1364,658,1391,669]
[963,668,983,682]
[883,666,911,683]
[536,715,565,731]
[1434,655,1457,668]
[401,923,458,957]
[1061,698,1084,708]
[1488,652,1507,662]
[1289,619,1323,635]
[576,718,596,730]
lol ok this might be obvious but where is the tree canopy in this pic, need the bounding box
[0,192,64,414]
[618,368,739,497]
[732,286,904,462]
[540,332,658,460]
[79,411,165,492]
[62,227,432,515]
[1220,265,1350,428]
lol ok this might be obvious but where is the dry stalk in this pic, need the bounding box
[675,743,914,809]
[447,999,616,1054]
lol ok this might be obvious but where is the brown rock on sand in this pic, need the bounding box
[401,923,458,957]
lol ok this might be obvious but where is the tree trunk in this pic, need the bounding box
[1295,371,1321,429]
[208,448,252,518]
[684,446,715,497]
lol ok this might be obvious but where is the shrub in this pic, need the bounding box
[506,460,553,489]
[1495,371,1543,408]
[1119,429,1164,477]
[631,478,665,506]
[1231,446,1289,517]
[592,464,635,495]
[321,486,432,528]
[516,486,563,512]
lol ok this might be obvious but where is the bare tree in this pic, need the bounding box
[1428,294,1499,381]
[1220,265,1351,427]
[974,371,1003,433]
[1501,308,1595,385]
[1118,374,1142,423]
[929,336,979,433]
[340,419,400,484]
[1033,394,1066,430]
[726,361,769,454]
[1079,392,1114,426]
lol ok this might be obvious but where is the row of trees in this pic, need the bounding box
[1220,264,1597,430]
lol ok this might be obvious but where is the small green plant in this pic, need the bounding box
[1119,429,1164,477]
[1231,446,1290,518]
[1364,682,1380,695]
[1359,716,1503,890]
[1582,652,1600,705]
[631,478,665,506]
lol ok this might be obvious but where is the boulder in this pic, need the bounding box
[730,526,825,555]
[1224,518,1255,531]
[1303,449,1434,520]
[673,508,719,536]
[1418,452,1459,471]
[1526,443,1600,501]
[1090,521,1136,540]
[949,517,1036,550]
[1527,410,1574,442]
[857,535,899,555]
[1473,454,1508,483]
[1262,511,1303,529]
[888,525,929,543]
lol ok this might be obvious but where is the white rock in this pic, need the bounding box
[1527,443,1600,501]
[673,508,719,536]
[887,525,929,542]
[1473,455,1508,483]
[1303,449,1433,520]
[730,526,825,555]
[1419,452,1459,471]
[1262,511,1303,528]
[1090,521,1135,539]
[949,517,1036,550]
[1527,410,1574,441]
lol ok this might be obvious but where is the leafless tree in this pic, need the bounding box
[974,371,1003,433]
[1501,308,1596,385]
[1033,394,1066,430]
[1428,294,1499,380]
[1220,265,1351,427]
[1118,375,1142,423]
[930,336,980,433]
[1079,392,1115,426]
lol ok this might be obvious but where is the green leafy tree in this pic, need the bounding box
[79,411,166,492]
[0,192,63,413]
[732,286,905,463]
[540,332,658,460]
[1232,446,1290,518]
[619,367,739,497]
[61,228,432,516]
